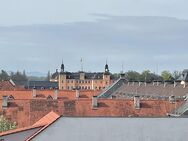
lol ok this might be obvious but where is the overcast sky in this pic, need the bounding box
[0,0,188,75]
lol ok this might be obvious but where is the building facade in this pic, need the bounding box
[55,62,113,90]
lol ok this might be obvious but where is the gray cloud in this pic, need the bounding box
[0,16,188,74]
[0,0,188,25]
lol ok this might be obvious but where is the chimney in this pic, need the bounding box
[157,81,159,86]
[153,82,155,86]
[120,73,125,78]
[111,95,116,99]
[169,95,175,103]
[174,81,177,88]
[139,82,141,86]
[54,88,58,100]
[164,82,167,87]
[134,96,140,109]
[184,93,188,101]
[184,82,186,88]
[128,82,130,86]
[76,89,80,99]
[32,88,37,98]
[92,96,98,109]
[145,82,147,87]
[132,82,135,86]
[2,96,8,109]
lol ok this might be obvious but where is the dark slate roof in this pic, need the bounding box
[31,117,188,141]
[51,71,59,79]
[181,69,188,82]
[60,72,112,80]
[14,81,58,89]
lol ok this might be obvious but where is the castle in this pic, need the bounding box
[51,61,114,90]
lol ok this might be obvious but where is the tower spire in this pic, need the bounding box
[61,59,64,72]
[121,61,124,73]
[105,59,109,73]
[80,58,83,72]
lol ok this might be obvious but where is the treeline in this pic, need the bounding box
[113,70,182,82]
[0,69,52,82]
[0,70,28,81]
[0,69,182,82]
[0,70,51,82]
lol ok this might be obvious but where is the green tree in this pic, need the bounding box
[0,70,9,81]
[125,71,140,81]
[45,71,51,81]
[10,71,28,81]
[139,70,163,82]
[161,71,173,81]
[139,70,151,81]
[0,115,16,132]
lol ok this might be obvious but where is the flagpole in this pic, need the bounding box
[81,58,83,72]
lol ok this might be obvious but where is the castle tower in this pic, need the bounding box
[61,59,65,73]
[105,60,109,73]
[103,61,110,88]
[59,60,66,90]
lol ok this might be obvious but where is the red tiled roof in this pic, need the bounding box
[0,90,185,129]
[0,90,99,100]
[33,111,60,126]
[0,111,60,137]
[0,81,15,90]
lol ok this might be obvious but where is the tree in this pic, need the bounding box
[161,71,173,81]
[172,71,182,80]
[0,115,16,132]
[10,71,28,81]
[0,70,9,81]
[112,73,120,80]
[45,71,51,81]
[125,71,140,81]
[139,70,151,82]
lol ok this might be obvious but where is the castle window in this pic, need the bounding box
[82,86,84,90]
[67,86,70,90]
[88,86,90,90]
[47,95,53,100]
[71,80,73,83]
[62,80,64,83]
[88,81,90,83]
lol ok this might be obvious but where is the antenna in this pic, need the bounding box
[156,62,158,75]
[121,61,124,73]
[80,58,83,72]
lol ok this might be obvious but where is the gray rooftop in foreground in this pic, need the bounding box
[32,117,188,141]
